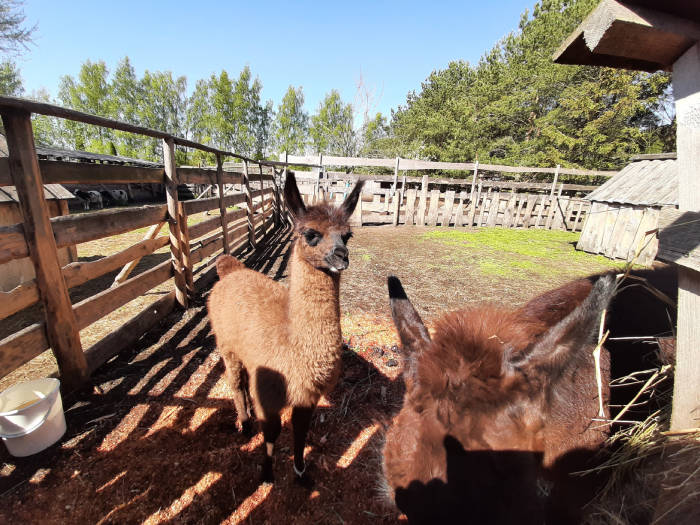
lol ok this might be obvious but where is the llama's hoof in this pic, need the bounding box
[293,463,315,489]
[241,420,254,438]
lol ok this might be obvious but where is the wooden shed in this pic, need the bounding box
[554,0,700,431]
[0,184,77,291]
[577,153,677,265]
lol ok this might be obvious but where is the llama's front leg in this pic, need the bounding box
[292,405,314,487]
[261,414,281,484]
[223,354,253,437]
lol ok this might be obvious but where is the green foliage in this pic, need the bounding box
[0,58,22,95]
[273,85,308,155]
[0,0,34,55]
[390,0,674,170]
[309,90,355,155]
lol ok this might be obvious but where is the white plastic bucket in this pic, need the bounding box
[0,378,66,457]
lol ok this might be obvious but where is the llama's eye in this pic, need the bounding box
[303,229,322,246]
[341,232,353,244]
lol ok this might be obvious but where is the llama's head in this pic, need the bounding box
[382,275,615,524]
[284,171,364,273]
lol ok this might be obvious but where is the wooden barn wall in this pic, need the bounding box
[576,201,661,266]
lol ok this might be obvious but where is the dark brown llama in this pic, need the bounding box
[381,275,617,524]
[207,172,364,484]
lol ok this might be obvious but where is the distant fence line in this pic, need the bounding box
[295,173,590,232]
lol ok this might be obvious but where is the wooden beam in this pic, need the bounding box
[215,154,230,254]
[242,160,257,249]
[670,43,700,430]
[163,137,188,308]
[112,223,165,286]
[1,109,87,388]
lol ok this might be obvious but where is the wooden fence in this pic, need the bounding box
[297,174,591,231]
[0,96,305,390]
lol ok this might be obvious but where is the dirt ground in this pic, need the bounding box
[0,225,624,524]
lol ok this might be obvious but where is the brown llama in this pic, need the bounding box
[207,171,364,484]
[381,275,617,524]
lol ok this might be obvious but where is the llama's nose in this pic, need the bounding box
[333,245,348,260]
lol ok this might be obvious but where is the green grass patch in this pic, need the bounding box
[422,227,621,279]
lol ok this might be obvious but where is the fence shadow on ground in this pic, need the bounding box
[0,224,405,524]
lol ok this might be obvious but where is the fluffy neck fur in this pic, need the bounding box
[288,241,342,354]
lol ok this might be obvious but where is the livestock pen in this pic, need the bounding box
[0,97,691,524]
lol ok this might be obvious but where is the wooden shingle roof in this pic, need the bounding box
[585,157,677,206]
[0,184,75,203]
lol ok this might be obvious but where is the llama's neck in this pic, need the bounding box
[288,243,342,353]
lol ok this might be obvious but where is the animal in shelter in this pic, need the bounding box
[208,171,364,484]
[381,275,617,524]
[74,189,103,210]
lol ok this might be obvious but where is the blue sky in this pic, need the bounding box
[17,0,533,123]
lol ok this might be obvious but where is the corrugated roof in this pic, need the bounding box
[0,184,75,203]
[585,158,677,206]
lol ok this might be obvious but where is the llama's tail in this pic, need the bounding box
[216,254,245,277]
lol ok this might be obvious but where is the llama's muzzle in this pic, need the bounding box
[325,245,349,272]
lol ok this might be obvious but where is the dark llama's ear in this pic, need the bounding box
[340,178,365,219]
[388,275,431,356]
[508,275,616,376]
[284,171,307,220]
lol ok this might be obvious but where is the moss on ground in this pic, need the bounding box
[422,227,622,279]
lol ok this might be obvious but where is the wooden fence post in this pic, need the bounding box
[215,154,230,254]
[2,109,88,388]
[470,160,479,201]
[163,137,188,308]
[417,175,429,225]
[242,160,257,249]
[258,163,268,236]
[550,164,560,197]
[392,156,400,196]
[177,202,195,296]
[272,168,282,227]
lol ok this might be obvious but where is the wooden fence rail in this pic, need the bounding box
[0,96,291,389]
[299,178,591,232]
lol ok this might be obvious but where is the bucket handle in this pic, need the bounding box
[0,389,59,439]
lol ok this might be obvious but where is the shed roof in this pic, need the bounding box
[585,157,677,206]
[553,0,700,72]
[0,184,75,203]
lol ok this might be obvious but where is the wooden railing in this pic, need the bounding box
[297,174,591,232]
[0,96,298,390]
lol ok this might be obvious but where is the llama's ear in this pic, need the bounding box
[388,276,431,355]
[340,178,365,218]
[284,171,306,220]
[508,275,616,375]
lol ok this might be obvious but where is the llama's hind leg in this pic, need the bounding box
[292,405,315,487]
[261,414,281,483]
[222,353,253,436]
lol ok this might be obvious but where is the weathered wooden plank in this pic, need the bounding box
[442,190,455,226]
[613,206,641,260]
[0,222,28,264]
[0,280,39,320]
[404,188,417,226]
[163,137,187,309]
[454,191,467,227]
[63,236,169,290]
[427,189,440,226]
[599,205,621,255]
[2,109,87,388]
[177,202,194,297]
[606,206,631,258]
[552,196,569,231]
[182,193,246,216]
[544,197,558,230]
[51,204,167,248]
[486,192,501,227]
[417,176,428,226]
[73,260,172,330]
[522,194,538,228]
[20,159,164,185]
[111,223,166,287]
[242,161,257,249]
[502,194,517,228]
[178,167,242,185]
[513,195,527,228]
[657,207,700,271]
[85,291,176,375]
[467,182,482,227]
[0,321,49,380]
